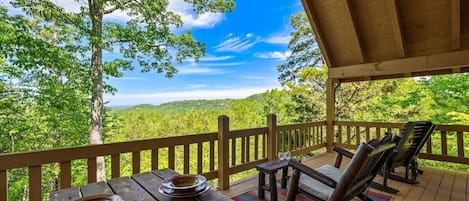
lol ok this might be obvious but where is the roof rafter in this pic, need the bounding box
[301,0,334,67]
[452,0,461,50]
[387,0,406,58]
[343,0,366,63]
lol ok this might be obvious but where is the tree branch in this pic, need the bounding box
[103,0,134,14]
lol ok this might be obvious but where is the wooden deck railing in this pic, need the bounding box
[333,121,469,165]
[3,118,467,201]
[0,114,326,201]
[277,121,327,157]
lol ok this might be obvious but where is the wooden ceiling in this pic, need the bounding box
[301,0,469,82]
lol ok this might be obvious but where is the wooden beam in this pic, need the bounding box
[387,0,406,58]
[343,0,366,63]
[301,0,334,67]
[329,49,469,79]
[451,0,461,50]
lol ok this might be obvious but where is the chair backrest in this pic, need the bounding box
[329,135,399,201]
[389,121,434,168]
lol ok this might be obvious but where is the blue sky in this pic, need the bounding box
[103,0,304,106]
[4,0,304,106]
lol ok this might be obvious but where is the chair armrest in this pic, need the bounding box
[333,146,354,168]
[333,147,354,158]
[288,159,337,188]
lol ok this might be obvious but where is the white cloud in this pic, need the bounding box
[105,87,276,105]
[199,55,233,62]
[52,0,223,27]
[254,51,292,61]
[215,34,261,52]
[177,65,227,75]
[264,33,291,45]
[168,0,224,28]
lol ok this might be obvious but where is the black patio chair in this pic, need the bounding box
[286,135,400,201]
[335,121,435,193]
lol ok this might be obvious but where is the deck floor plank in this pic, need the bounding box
[218,153,469,201]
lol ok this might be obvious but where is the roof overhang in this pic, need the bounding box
[301,0,469,82]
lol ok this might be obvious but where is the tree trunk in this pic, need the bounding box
[89,0,105,182]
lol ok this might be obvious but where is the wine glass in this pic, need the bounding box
[278,151,285,160]
[284,151,291,160]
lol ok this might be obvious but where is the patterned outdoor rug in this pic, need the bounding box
[231,185,393,201]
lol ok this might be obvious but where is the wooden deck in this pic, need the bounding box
[219,153,469,201]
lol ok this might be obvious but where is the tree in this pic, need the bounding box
[9,0,235,181]
[277,12,322,86]
[278,12,400,122]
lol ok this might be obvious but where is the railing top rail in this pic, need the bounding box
[334,121,404,128]
[335,121,469,132]
[436,124,469,132]
[229,127,268,138]
[0,132,217,170]
[277,121,326,131]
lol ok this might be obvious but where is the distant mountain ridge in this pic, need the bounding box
[111,93,266,113]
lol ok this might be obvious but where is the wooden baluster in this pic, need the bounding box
[457,131,464,157]
[241,136,246,163]
[151,149,158,170]
[29,165,42,201]
[198,142,203,174]
[210,140,215,171]
[60,161,72,189]
[319,126,324,144]
[337,125,342,144]
[426,135,432,154]
[316,126,320,145]
[132,152,140,174]
[263,133,266,158]
[365,127,370,142]
[355,126,360,144]
[111,154,120,178]
[254,134,259,160]
[441,131,448,155]
[184,144,190,174]
[1,170,7,201]
[347,126,351,144]
[218,115,230,190]
[231,138,236,166]
[87,158,97,183]
[168,146,175,170]
[376,127,381,140]
[299,129,303,149]
[281,131,286,153]
[307,127,311,147]
[246,136,250,162]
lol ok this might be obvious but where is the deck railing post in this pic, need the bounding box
[326,79,336,153]
[267,114,277,160]
[217,115,230,190]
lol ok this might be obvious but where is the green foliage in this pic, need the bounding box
[277,12,322,85]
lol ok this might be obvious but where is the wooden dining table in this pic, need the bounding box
[49,168,232,201]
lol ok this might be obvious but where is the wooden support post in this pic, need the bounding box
[267,114,277,160]
[0,170,6,201]
[29,165,42,201]
[218,115,230,190]
[326,79,336,152]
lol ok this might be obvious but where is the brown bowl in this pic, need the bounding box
[161,174,207,191]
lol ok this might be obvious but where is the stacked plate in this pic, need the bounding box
[158,174,210,198]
